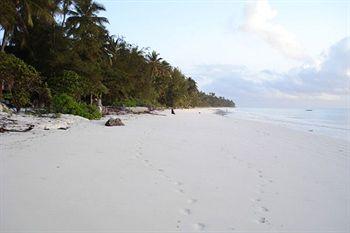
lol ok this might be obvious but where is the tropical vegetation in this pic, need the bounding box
[0,0,234,119]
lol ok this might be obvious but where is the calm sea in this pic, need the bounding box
[226,107,350,141]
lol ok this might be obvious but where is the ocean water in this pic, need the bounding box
[225,107,350,141]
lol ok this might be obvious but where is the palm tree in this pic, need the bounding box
[103,35,125,65]
[65,0,108,39]
[60,0,73,27]
[0,0,53,52]
[0,0,17,51]
[160,60,172,76]
[65,0,109,106]
[147,51,164,77]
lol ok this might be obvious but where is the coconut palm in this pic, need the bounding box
[65,0,108,38]
[60,0,73,27]
[146,51,164,77]
[0,0,53,51]
[103,35,125,65]
[0,0,17,51]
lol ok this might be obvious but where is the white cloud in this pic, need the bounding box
[241,0,306,60]
[190,37,350,107]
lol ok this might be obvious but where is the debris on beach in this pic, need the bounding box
[214,109,230,116]
[105,118,125,126]
[0,110,86,133]
[0,124,34,133]
[102,106,151,115]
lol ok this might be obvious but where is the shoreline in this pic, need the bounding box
[1,108,349,232]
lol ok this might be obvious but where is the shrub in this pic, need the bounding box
[113,98,156,108]
[52,93,101,120]
[52,93,80,114]
[79,103,102,120]
[0,52,43,110]
[113,98,138,107]
[48,70,87,101]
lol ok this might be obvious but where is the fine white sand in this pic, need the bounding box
[1,109,349,232]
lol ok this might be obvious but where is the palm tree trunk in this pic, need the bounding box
[61,1,69,27]
[1,29,8,52]
[61,10,67,27]
[0,81,3,100]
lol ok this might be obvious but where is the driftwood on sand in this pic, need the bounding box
[0,124,34,133]
[102,106,154,115]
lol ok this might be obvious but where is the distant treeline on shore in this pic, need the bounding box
[0,0,235,119]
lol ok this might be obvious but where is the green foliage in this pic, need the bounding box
[52,94,101,120]
[48,70,86,100]
[113,98,138,107]
[51,93,79,113]
[113,97,156,107]
[80,103,102,120]
[0,52,44,110]
[198,92,235,107]
[1,0,235,112]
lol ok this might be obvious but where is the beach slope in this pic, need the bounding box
[1,109,349,232]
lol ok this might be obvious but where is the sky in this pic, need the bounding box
[99,0,349,108]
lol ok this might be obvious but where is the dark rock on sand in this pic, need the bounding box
[105,118,124,126]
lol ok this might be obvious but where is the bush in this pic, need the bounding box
[48,70,87,101]
[52,94,101,120]
[52,93,80,113]
[0,52,43,110]
[113,98,156,108]
[113,98,138,107]
[79,103,102,120]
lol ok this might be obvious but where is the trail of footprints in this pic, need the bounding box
[135,139,276,231]
[253,169,274,226]
[134,140,207,231]
[231,154,274,227]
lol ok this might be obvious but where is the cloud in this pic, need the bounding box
[240,0,306,60]
[190,37,350,107]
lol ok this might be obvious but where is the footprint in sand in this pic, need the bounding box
[174,181,183,186]
[258,217,267,224]
[260,206,269,212]
[188,198,198,204]
[251,198,262,204]
[193,223,206,231]
[158,169,164,172]
[176,189,185,194]
[176,220,181,229]
[180,208,191,215]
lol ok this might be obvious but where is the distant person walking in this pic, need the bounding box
[171,108,175,115]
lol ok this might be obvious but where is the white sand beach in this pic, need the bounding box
[1,109,349,232]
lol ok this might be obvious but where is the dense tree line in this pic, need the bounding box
[0,0,234,118]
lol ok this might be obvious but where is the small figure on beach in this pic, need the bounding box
[171,108,175,115]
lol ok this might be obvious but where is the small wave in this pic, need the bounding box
[214,109,231,116]
[231,108,350,140]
